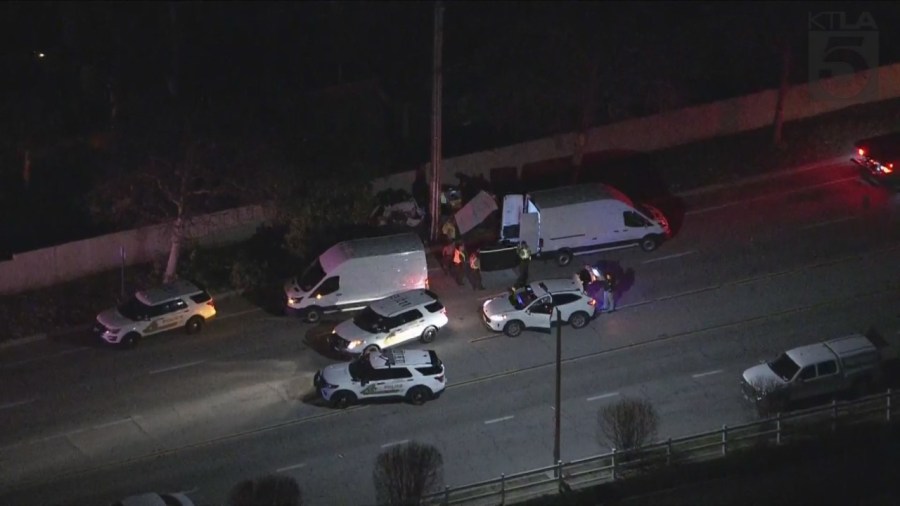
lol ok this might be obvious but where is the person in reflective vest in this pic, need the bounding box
[452,242,467,286]
[468,250,485,290]
[516,241,531,287]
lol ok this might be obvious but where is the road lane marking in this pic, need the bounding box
[642,250,697,264]
[277,462,307,473]
[692,369,723,379]
[586,392,620,402]
[484,415,514,425]
[149,360,206,375]
[1,346,91,370]
[685,176,858,215]
[381,439,409,448]
[218,308,263,321]
[0,398,37,410]
[470,334,501,343]
[801,216,856,230]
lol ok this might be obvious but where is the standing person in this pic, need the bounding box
[442,218,457,244]
[468,249,485,290]
[603,271,618,313]
[452,242,467,286]
[441,241,455,275]
[516,241,532,287]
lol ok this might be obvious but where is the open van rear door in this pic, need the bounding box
[520,212,540,252]
[501,194,524,243]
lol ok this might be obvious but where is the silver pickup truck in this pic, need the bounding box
[741,332,898,414]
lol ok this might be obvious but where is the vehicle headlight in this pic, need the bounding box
[489,314,507,322]
[105,327,120,334]
[347,340,363,350]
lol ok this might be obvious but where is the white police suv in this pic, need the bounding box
[329,289,448,355]
[93,280,216,347]
[481,278,595,337]
[314,349,446,408]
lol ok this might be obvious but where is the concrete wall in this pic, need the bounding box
[0,204,274,295]
[373,62,900,193]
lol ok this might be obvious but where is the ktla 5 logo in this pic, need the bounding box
[808,11,878,101]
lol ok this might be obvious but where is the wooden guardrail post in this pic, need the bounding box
[666,438,672,466]
[500,473,505,505]
[831,399,838,433]
[611,448,617,480]
[721,425,728,456]
[442,485,449,505]
[888,388,892,422]
[776,413,782,446]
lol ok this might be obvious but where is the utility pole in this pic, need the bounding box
[429,1,444,243]
[554,308,562,474]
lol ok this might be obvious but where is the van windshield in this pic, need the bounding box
[769,353,800,381]
[117,296,151,321]
[508,286,538,310]
[298,259,326,292]
[353,307,391,333]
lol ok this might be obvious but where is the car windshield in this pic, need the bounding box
[117,296,151,321]
[298,259,326,292]
[768,353,800,381]
[353,307,389,333]
[508,286,538,310]
[348,356,374,381]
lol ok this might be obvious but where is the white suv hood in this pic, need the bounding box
[321,363,353,386]
[334,319,384,342]
[97,308,134,329]
[483,296,517,318]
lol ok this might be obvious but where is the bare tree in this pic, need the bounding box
[598,397,659,452]
[226,474,303,506]
[373,441,444,506]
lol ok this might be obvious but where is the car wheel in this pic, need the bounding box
[407,386,433,405]
[569,311,589,329]
[331,391,356,409]
[122,332,142,349]
[503,320,524,337]
[185,316,204,335]
[305,307,323,324]
[363,344,380,355]
[640,235,660,252]
[557,249,574,267]
[420,326,438,344]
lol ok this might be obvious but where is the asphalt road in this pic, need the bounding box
[1,158,898,505]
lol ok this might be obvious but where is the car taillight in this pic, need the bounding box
[588,298,596,306]
[858,148,866,156]
[207,300,216,308]
[435,374,445,383]
[441,308,447,315]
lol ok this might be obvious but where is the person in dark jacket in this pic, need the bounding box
[603,272,617,313]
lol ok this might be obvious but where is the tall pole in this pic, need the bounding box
[554,308,562,473]
[429,1,444,243]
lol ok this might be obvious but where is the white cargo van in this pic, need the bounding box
[284,233,428,323]
[500,183,671,266]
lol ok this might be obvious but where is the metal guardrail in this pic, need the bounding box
[424,389,899,505]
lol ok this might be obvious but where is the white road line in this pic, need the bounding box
[685,176,857,215]
[801,216,856,230]
[641,250,697,264]
[149,360,206,375]
[484,415,514,425]
[381,439,410,449]
[470,334,501,343]
[1,346,91,369]
[91,418,134,430]
[0,398,37,410]
[586,392,620,402]
[218,308,263,321]
[276,462,307,473]
[692,369,723,379]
